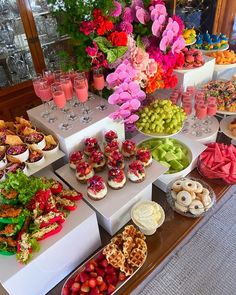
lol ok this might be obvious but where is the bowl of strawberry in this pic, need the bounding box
[62,253,126,295]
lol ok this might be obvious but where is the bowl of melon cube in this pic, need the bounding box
[138,138,193,177]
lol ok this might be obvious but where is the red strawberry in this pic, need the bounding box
[65,278,74,288]
[99,259,108,268]
[81,282,90,293]
[90,271,98,278]
[80,271,90,283]
[62,286,70,295]
[105,265,116,274]
[96,276,103,286]
[71,282,81,292]
[74,273,81,282]
[96,268,105,277]
[88,278,97,288]
[99,282,107,292]
[96,253,105,262]
[90,259,98,267]
[107,284,116,294]
[85,262,95,272]
[118,272,126,281]
[105,274,118,285]
[89,287,100,295]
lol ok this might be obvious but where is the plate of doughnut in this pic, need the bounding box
[166,177,216,218]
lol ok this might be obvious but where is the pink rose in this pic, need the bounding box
[146,59,158,77]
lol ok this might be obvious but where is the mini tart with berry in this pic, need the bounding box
[84,137,100,156]
[89,150,106,172]
[107,150,125,170]
[104,140,120,157]
[75,161,94,183]
[107,168,126,190]
[69,151,84,169]
[87,175,107,201]
[128,160,145,183]
[136,148,152,167]
[104,130,118,144]
[121,140,136,158]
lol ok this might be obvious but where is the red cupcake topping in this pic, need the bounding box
[105,130,118,143]
[76,161,93,176]
[89,150,105,164]
[108,168,125,183]
[107,151,124,169]
[87,175,105,193]
[122,140,136,153]
[136,148,151,163]
[70,151,84,164]
[105,140,119,155]
[84,137,99,153]
[128,160,145,177]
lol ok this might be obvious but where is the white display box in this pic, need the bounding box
[27,95,125,159]
[174,56,215,89]
[132,133,206,192]
[213,64,236,80]
[0,169,101,295]
[55,160,168,236]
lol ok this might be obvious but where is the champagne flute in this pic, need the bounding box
[60,75,78,121]
[93,67,107,111]
[74,77,92,124]
[51,82,72,130]
[43,69,56,111]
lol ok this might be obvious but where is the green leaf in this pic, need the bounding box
[107,50,117,63]
[94,36,113,53]
[136,35,145,50]
[107,46,128,63]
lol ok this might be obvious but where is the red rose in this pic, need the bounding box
[107,31,128,46]
[80,21,95,35]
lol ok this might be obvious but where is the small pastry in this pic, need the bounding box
[176,191,192,206]
[75,161,94,183]
[171,190,177,200]
[194,181,203,194]
[172,180,183,192]
[175,201,188,213]
[201,194,212,207]
[136,148,152,167]
[107,168,126,189]
[89,150,106,172]
[84,137,100,156]
[127,160,145,183]
[107,151,125,170]
[182,180,197,192]
[189,200,204,216]
[87,175,107,201]
[104,140,120,157]
[121,140,136,158]
[205,200,214,210]
[104,130,118,144]
[69,151,84,169]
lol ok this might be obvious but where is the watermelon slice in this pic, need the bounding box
[214,143,223,163]
[230,161,236,175]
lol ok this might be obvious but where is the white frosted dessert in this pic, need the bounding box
[136,148,152,167]
[75,161,94,183]
[69,151,84,169]
[128,160,145,183]
[107,168,126,189]
[87,175,107,201]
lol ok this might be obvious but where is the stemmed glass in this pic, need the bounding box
[43,69,57,111]
[74,77,92,124]
[51,82,72,131]
[93,67,107,111]
[60,75,78,121]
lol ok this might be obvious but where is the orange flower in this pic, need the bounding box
[146,64,164,93]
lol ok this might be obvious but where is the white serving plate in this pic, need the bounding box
[199,44,229,53]
[61,242,147,295]
[137,127,182,139]
[216,109,236,115]
[185,38,196,46]
[219,115,236,140]
[174,63,205,73]
[214,63,236,70]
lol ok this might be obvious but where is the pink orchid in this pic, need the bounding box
[110,109,131,120]
[120,99,141,111]
[111,1,122,17]
[131,0,144,8]
[171,36,186,53]
[160,36,169,51]
[152,20,163,37]
[119,21,133,34]
[124,114,139,124]
[150,4,167,21]
[136,7,150,24]
[166,19,179,36]
[123,7,135,22]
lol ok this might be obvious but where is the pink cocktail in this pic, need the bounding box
[93,74,105,91]
[170,93,179,105]
[182,92,192,101]
[195,91,205,101]
[75,86,88,103]
[186,86,196,95]
[196,105,207,119]
[207,103,217,116]
[61,79,73,101]
[53,90,66,109]
[183,103,192,115]
[207,96,216,104]
[38,86,52,102]
[194,100,205,111]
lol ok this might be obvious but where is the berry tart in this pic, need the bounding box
[121,140,136,158]
[87,175,107,201]
[84,137,100,156]
[104,140,120,157]
[136,148,152,167]
[75,161,94,183]
[108,168,126,189]
[89,150,106,172]
[128,160,145,183]
[69,151,84,169]
[107,150,125,170]
[104,130,118,144]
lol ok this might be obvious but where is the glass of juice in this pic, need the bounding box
[51,82,71,130]
[74,77,92,124]
[93,67,107,111]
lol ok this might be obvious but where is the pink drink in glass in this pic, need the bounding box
[61,79,73,101]
[207,103,217,116]
[53,91,66,109]
[170,93,179,104]
[195,91,205,101]
[75,86,88,103]
[194,100,205,110]
[207,96,216,104]
[33,81,41,98]
[186,86,196,95]
[182,92,192,102]
[183,103,192,115]
[183,97,192,104]
[38,87,52,101]
[196,105,207,119]
[93,74,105,91]
[45,74,55,85]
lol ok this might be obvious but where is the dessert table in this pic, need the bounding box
[46,133,231,295]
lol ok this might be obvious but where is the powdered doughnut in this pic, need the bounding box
[201,188,210,197]
[182,180,197,192]
[194,181,203,194]
[171,190,177,200]
[176,190,192,206]
[175,201,188,213]
[189,200,204,216]
[201,194,212,207]
[172,180,183,192]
